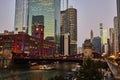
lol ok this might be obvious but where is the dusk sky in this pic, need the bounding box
[0,0,117,47]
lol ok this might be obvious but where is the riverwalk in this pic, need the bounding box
[105,58,120,80]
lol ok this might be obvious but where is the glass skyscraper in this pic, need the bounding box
[60,0,68,11]
[14,0,28,34]
[28,0,60,41]
[15,0,60,41]
[15,0,60,53]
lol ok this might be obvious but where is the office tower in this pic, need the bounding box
[15,0,60,40]
[28,0,60,40]
[14,0,28,34]
[117,0,120,52]
[100,23,103,45]
[92,37,101,53]
[15,0,60,53]
[61,0,68,11]
[60,6,77,55]
[114,16,119,56]
[109,28,114,54]
[100,23,107,45]
[99,23,108,53]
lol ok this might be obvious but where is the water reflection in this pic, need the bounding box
[0,62,76,80]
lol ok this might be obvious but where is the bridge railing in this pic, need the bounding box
[105,58,120,79]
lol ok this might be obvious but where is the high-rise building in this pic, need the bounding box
[14,0,28,34]
[100,23,103,45]
[117,0,120,52]
[114,16,119,56]
[60,0,68,11]
[92,37,101,54]
[99,23,108,53]
[109,28,114,54]
[15,0,60,53]
[100,23,107,45]
[15,0,60,40]
[60,6,77,55]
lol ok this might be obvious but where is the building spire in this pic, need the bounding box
[90,29,93,42]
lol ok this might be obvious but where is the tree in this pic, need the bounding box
[77,58,103,80]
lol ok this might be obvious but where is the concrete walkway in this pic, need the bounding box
[105,59,120,80]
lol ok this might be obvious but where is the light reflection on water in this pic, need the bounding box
[0,62,76,80]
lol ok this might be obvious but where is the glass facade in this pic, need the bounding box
[60,0,68,11]
[15,0,28,34]
[15,0,60,53]
[32,15,44,26]
[28,0,60,42]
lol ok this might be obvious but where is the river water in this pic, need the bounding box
[0,62,77,80]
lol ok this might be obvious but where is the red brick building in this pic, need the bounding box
[0,26,55,58]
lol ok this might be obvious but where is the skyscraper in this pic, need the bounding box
[14,0,28,34]
[117,0,120,52]
[99,23,108,53]
[99,23,107,45]
[92,37,101,53]
[60,6,77,55]
[109,28,114,54]
[15,0,60,53]
[114,16,119,56]
[28,0,60,40]
[15,0,60,39]
[60,0,68,11]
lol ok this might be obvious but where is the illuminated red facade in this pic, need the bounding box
[0,31,55,58]
[32,25,44,56]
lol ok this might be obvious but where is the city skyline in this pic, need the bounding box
[0,0,117,47]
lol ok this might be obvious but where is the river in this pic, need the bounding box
[0,62,77,80]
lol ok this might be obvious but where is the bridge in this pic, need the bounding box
[9,51,103,68]
[0,51,103,68]
[11,52,83,66]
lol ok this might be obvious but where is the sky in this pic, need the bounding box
[0,0,117,47]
